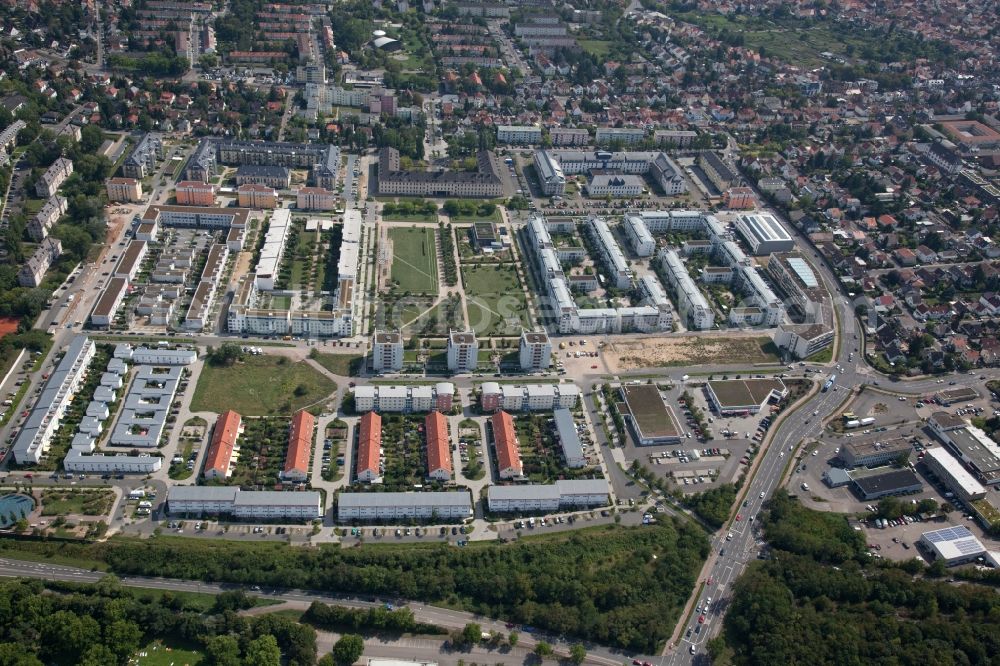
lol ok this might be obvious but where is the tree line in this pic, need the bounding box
[712,491,1000,664]
[0,518,708,652]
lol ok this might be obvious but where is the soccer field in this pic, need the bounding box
[390,227,438,293]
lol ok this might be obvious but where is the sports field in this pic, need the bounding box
[390,227,438,294]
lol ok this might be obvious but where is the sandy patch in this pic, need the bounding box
[605,335,778,371]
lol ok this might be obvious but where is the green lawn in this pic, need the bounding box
[133,639,203,666]
[390,227,438,294]
[579,39,612,57]
[40,489,115,517]
[191,356,336,415]
[310,352,364,376]
[462,264,529,336]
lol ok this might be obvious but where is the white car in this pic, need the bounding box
[759,491,765,499]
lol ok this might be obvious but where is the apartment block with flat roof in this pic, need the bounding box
[519,330,552,371]
[447,330,479,372]
[372,329,404,373]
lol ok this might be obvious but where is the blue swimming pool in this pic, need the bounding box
[0,494,35,528]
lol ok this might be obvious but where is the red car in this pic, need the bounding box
[698,615,706,624]
[706,577,712,585]
[591,365,598,369]
[735,514,742,521]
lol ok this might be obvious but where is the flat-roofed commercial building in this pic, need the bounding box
[497,125,542,144]
[167,486,322,520]
[352,383,454,413]
[12,335,96,464]
[203,410,243,480]
[553,408,585,468]
[923,447,987,502]
[238,183,278,209]
[934,386,980,407]
[519,331,552,371]
[356,411,382,483]
[850,468,922,500]
[106,177,143,203]
[89,277,129,328]
[425,411,452,481]
[372,329,404,373]
[840,436,911,469]
[705,378,787,415]
[175,180,216,206]
[919,525,987,566]
[487,479,609,513]
[619,384,681,446]
[931,421,1000,486]
[491,410,523,479]
[479,382,580,412]
[281,410,315,482]
[734,212,794,255]
[337,491,472,522]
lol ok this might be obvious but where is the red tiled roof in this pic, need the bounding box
[425,411,451,477]
[491,411,522,476]
[204,410,241,477]
[284,410,315,477]
[356,412,381,478]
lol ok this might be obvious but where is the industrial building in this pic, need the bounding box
[734,213,794,255]
[337,491,472,522]
[487,479,609,513]
[840,437,912,469]
[918,525,987,566]
[928,414,1000,486]
[166,486,323,520]
[619,384,681,446]
[479,382,580,412]
[923,447,987,502]
[352,383,454,413]
[850,468,923,500]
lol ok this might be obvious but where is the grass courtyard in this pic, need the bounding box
[40,489,115,517]
[462,263,530,336]
[389,227,438,294]
[191,356,336,416]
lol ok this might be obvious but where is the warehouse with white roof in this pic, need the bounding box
[918,525,987,566]
[734,212,794,255]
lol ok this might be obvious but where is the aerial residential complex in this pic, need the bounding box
[377,148,503,198]
[352,383,454,413]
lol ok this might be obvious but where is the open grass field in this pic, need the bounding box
[191,356,336,415]
[390,227,438,294]
[462,264,529,336]
[133,639,203,666]
[310,352,364,377]
[579,39,612,57]
[40,489,115,516]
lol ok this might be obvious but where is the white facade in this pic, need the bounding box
[255,208,291,291]
[487,479,608,513]
[447,330,478,372]
[479,382,580,411]
[352,383,454,413]
[623,214,656,257]
[63,451,163,474]
[372,330,404,373]
[519,331,552,371]
[658,249,714,330]
[337,491,473,521]
[734,212,794,255]
[497,125,542,144]
[167,486,322,520]
[588,217,632,289]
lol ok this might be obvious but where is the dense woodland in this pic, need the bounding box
[0,519,708,652]
[712,491,1000,665]
[0,578,316,666]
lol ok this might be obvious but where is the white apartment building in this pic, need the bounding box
[519,330,552,371]
[106,177,143,202]
[588,216,632,289]
[337,491,473,522]
[35,157,73,198]
[167,486,323,520]
[447,330,479,372]
[658,248,714,330]
[479,382,580,411]
[352,383,454,413]
[63,451,163,474]
[497,125,542,144]
[297,186,337,211]
[372,329,404,373]
[595,127,647,145]
[623,214,656,257]
[487,479,609,513]
[18,236,62,287]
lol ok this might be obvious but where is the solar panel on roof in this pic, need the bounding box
[925,525,973,542]
[787,257,818,287]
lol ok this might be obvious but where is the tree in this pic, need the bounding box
[570,644,587,664]
[534,641,553,657]
[204,635,241,666]
[508,631,519,648]
[244,635,281,666]
[104,619,142,661]
[460,623,482,645]
[78,644,118,666]
[332,634,364,666]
